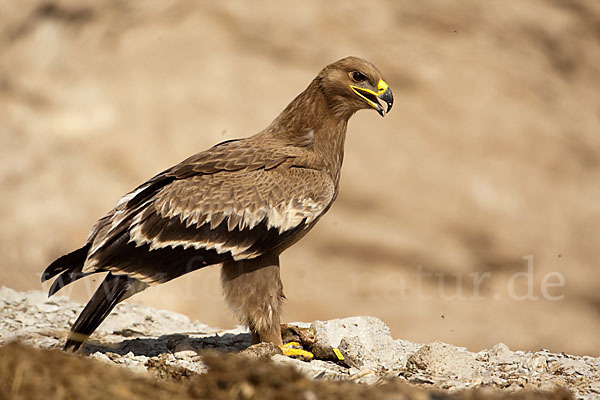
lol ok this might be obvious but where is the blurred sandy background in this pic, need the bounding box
[1,0,599,356]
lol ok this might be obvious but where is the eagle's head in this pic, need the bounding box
[318,56,394,117]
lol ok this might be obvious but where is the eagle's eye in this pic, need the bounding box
[351,71,368,83]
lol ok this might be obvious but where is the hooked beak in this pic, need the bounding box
[350,79,394,117]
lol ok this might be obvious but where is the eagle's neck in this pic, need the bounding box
[267,78,352,185]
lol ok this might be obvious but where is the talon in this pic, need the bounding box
[332,347,345,361]
[279,342,314,361]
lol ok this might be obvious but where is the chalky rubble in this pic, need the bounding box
[1,287,598,399]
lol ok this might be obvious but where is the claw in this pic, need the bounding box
[279,342,314,361]
[332,347,345,361]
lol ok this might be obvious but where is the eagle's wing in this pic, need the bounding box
[82,138,334,284]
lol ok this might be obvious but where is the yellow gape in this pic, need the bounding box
[349,78,392,116]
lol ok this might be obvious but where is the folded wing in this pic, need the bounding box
[80,139,334,284]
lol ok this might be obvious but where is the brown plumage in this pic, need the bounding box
[42,56,393,351]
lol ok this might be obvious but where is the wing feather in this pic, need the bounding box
[81,138,334,284]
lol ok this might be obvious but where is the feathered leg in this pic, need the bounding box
[221,252,284,345]
[64,273,148,352]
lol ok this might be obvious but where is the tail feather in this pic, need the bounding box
[42,244,90,283]
[64,273,133,352]
[43,244,107,296]
[48,269,96,297]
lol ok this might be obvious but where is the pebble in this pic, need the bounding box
[36,303,60,313]
[91,352,112,363]
[174,350,198,359]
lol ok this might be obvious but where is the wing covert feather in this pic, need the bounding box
[83,156,335,284]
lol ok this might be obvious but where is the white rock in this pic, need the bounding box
[91,352,112,363]
[272,355,347,380]
[312,316,420,371]
[488,343,519,364]
[0,286,23,303]
[524,354,547,373]
[36,303,60,313]
[174,350,198,359]
[406,341,480,380]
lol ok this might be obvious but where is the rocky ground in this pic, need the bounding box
[1,287,597,399]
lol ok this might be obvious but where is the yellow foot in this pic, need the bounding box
[279,342,314,361]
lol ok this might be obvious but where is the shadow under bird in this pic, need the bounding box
[42,56,393,355]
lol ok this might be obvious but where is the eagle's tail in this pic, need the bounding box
[42,244,103,297]
[64,273,135,352]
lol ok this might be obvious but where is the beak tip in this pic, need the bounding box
[377,87,394,116]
